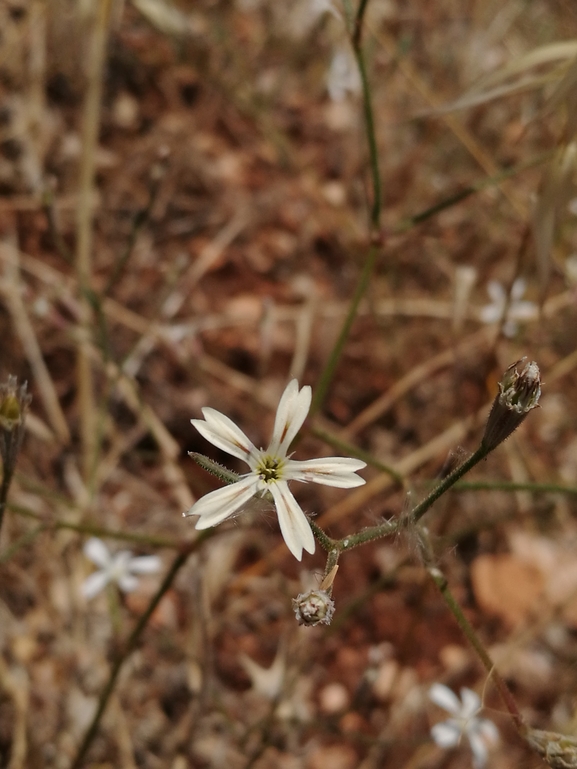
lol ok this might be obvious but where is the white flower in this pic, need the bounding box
[81,538,162,599]
[185,379,366,561]
[429,684,499,769]
[327,48,361,102]
[479,278,537,337]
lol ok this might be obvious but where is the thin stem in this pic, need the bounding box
[0,467,14,537]
[352,40,381,229]
[428,566,525,733]
[8,503,180,549]
[308,519,336,552]
[70,541,201,769]
[407,445,489,526]
[311,244,380,416]
[0,523,46,564]
[328,445,489,552]
[311,0,382,416]
[454,479,577,495]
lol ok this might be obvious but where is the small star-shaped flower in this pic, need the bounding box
[479,278,537,337]
[429,684,499,769]
[81,538,161,599]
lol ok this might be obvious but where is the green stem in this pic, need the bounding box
[0,467,14,538]
[428,566,524,733]
[311,0,382,416]
[311,244,380,416]
[454,479,577,495]
[353,46,381,229]
[0,523,46,564]
[308,519,336,552]
[8,503,180,549]
[407,445,489,526]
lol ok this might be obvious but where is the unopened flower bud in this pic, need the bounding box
[0,376,31,474]
[292,589,335,627]
[482,359,541,451]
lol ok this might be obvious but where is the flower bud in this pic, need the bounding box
[481,359,541,451]
[0,376,31,474]
[292,589,335,627]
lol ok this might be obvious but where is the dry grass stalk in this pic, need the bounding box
[0,238,70,443]
[75,0,114,482]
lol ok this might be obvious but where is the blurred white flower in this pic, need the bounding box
[429,684,499,769]
[82,538,161,599]
[185,379,366,561]
[479,278,537,337]
[327,48,361,102]
[309,0,340,20]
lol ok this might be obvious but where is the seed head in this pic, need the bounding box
[292,589,335,626]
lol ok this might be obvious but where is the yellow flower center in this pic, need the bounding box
[256,455,284,484]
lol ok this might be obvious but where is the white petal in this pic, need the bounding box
[192,407,257,463]
[510,300,537,321]
[270,482,315,561]
[510,277,526,300]
[431,720,461,748]
[479,304,501,324]
[83,538,112,568]
[502,319,518,338]
[459,687,481,718]
[486,281,505,303]
[468,730,489,768]
[128,555,162,574]
[81,571,109,599]
[186,477,259,528]
[117,574,140,593]
[285,457,366,487]
[477,719,499,745]
[429,683,462,715]
[268,380,311,456]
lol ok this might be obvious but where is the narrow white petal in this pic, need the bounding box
[431,720,461,748]
[186,477,259,528]
[477,719,499,745]
[285,457,366,487]
[460,687,481,718]
[192,407,257,463]
[81,571,109,599]
[479,304,501,324]
[268,380,311,456]
[128,555,162,575]
[502,319,518,338]
[117,574,140,593]
[468,730,489,768]
[83,538,112,568]
[510,277,526,300]
[270,482,315,561]
[429,683,462,715]
[510,300,537,320]
[486,281,505,303]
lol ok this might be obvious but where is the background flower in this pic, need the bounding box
[82,538,162,599]
[480,278,537,337]
[429,684,499,769]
